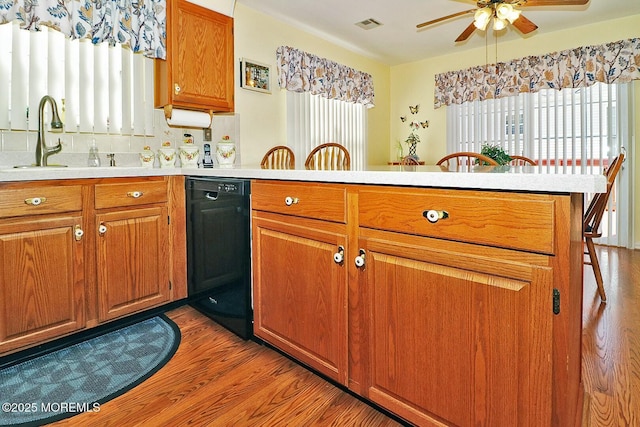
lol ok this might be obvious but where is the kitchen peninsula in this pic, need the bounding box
[0,165,604,427]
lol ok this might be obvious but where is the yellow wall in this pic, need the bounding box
[233,3,390,166]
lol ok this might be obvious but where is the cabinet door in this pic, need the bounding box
[156,0,234,112]
[253,212,349,385]
[0,216,85,355]
[360,230,553,427]
[96,207,170,322]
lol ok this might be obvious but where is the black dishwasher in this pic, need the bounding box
[186,177,252,339]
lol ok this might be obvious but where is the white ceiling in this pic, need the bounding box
[235,0,640,65]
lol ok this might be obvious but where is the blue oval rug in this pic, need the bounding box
[0,315,180,426]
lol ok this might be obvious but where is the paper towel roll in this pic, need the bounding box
[165,107,212,128]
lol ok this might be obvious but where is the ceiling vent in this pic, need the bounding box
[355,18,383,30]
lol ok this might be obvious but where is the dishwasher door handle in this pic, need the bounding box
[205,192,219,201]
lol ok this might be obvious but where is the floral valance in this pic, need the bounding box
[434,38,640,108]
[276,46,375,108]
[0,0,166,59]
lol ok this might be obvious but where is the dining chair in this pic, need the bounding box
[583,152,624,302]
[400,156,420,166]
[436,152,498,171]
[509,155,537,166]
[261,146,295,169]
[304,143,351,170]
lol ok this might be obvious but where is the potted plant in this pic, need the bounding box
[479,143,512,165]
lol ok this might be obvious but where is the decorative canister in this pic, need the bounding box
[139,145,155,168]
[179,142,200,169]
[215,136,236,167]
[158,142,176,168]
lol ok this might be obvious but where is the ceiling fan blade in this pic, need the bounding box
[518,0,589,5]
[455,22,477,42]
[512,14,538,34]
[417,9,476,29]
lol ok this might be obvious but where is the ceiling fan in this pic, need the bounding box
[417,0,589,42]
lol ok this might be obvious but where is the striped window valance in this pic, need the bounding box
[276,45,375,108]
[0,0,166,59]
[434,38,640,108]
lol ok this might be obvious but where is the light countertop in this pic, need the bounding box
[0,164,606,194]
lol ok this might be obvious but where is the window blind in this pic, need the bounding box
[0,21,154,136]
[287,91,367,170]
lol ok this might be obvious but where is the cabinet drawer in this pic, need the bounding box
[0,186,82,218]
[251,181,347,223]
[359,187,556,254]
[95,181,168,209]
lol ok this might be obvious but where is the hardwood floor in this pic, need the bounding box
[51,246,639,426]
[52,305,403,427]
[582,246,640,426]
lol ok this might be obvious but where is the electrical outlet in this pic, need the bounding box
[203,128,212,141]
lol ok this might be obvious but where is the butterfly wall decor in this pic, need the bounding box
[400,116,407,122]
[409,105,419,114]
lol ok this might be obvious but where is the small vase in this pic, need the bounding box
[216,141,236,167]
[408,142,418,159]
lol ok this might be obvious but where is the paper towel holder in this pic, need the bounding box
[164,105,213,128]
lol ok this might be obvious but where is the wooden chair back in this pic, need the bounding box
[400,156,420,166]
[509,155,537,166]
[304,143,351,170]
[436,152,498,171]
[261,146,295,169]
[583,152,624,302]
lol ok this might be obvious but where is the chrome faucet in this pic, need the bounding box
[35,95,63,166]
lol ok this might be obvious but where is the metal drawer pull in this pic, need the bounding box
[127,191,143,198]
[423,209,449,223]
[333,246,345,264]
[284,196,299,206]
[354,249,366,268]
[24,197,47,206]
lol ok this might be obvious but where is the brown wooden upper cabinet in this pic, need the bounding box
[155,0,234,113]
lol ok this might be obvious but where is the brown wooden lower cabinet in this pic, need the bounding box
[252,210,349,385]
[252,180,584,427]
[96,206,170,322]
[0,215,85,355]
[0,176,185,357]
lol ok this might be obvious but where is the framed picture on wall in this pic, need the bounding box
[240,58,271,93]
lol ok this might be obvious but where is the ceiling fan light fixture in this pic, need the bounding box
[495,3,521,24]
[493,17,507,30]
[473,7,492,31]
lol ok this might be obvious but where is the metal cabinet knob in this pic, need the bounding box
[24,197,47,206]
[354,249,366,268]
[423,209,449,223]
[74,225,84,241]
[284,196,299,206]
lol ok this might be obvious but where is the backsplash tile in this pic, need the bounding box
[0,109,240,168]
